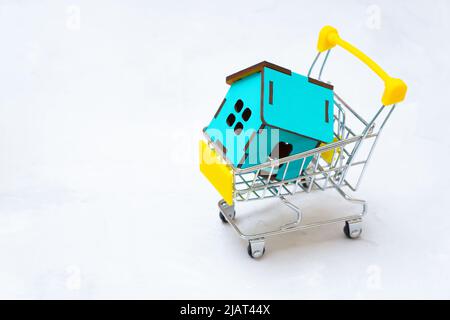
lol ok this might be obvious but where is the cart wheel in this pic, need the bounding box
[219,211,235,223]
[219,212,228,223]
[301,180,309,189]
[344,220,362,239]
[300,172,310,190]
[247,240,265,259]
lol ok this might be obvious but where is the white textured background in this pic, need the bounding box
[0,0,449,299]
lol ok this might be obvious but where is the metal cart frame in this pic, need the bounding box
[200,26,407,258]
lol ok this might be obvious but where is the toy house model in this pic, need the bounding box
[204,61,334,181]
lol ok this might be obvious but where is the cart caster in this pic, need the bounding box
[219,211,235,223]
[344,219,362,239]
[299,172,310,190]
[247,240,265,259]
[218,200,235,223]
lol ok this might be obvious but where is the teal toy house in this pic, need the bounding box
[204,61,334,181]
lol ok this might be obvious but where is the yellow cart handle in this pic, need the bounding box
[317,26,407,106]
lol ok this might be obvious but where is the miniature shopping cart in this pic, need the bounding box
[200,26,407,258]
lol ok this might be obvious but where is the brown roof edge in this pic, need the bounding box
[226,61,291,85]
[308,77,334,90]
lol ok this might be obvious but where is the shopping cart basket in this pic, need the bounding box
[200,26,407,258]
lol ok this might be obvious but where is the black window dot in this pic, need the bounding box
[234,122,244,135]
[226,113,236,126]
[242,108,252,121]
[234,99,244,112]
